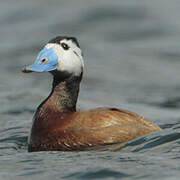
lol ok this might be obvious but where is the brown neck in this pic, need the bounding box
[37,72,83,113]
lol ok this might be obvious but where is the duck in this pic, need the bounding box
[22,36,161,152]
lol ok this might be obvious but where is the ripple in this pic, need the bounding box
[131,132,180,152]
[0,126,28,153]
[114,130,180,153]
[63,168,131,179]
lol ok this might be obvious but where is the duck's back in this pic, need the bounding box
[28,107,161,152]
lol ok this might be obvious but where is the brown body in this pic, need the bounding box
[28,106,161,152]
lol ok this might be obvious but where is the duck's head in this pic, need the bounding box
[22,36,84,78]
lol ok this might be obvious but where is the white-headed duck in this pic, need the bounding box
[22,36,161,152]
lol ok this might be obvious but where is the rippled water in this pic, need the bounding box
[0,0,180,179]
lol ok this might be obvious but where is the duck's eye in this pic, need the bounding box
[41,58,48,64]
[61,43,69,50]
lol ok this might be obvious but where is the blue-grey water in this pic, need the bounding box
[0,0,180,179]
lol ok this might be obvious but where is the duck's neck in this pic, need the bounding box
[40,72,82,113]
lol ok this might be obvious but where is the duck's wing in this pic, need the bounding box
[68,107,161,145]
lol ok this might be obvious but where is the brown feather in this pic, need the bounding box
[28,107,161,152]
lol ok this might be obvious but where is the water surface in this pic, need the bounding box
[0,0,179,179]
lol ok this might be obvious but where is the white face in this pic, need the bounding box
[45,39,84,76]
